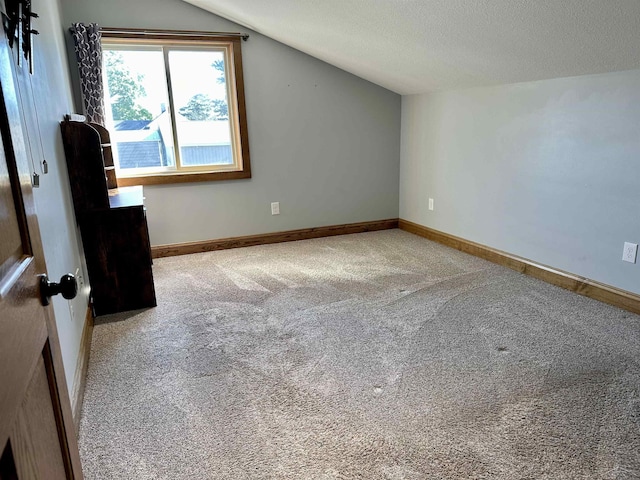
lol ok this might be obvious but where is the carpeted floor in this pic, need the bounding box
[78,229,640,479]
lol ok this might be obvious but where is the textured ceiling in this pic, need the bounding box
[184,0,640,95]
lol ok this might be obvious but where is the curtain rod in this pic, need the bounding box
[69,26,249,41]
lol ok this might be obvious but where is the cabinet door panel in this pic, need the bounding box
[81,207,156,315]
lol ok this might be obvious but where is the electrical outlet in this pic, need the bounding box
[271,202,280,215]
[428,198,434,211]
[622,242,638,263]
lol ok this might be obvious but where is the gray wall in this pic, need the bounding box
[14,0,91,392]
[400,69,640,295]
[60,0,401,245]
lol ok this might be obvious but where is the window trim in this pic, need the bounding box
[101,30,251,185]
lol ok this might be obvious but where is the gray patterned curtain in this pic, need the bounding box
[70,23,105,125]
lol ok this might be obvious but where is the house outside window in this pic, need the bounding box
[101,32,250,185]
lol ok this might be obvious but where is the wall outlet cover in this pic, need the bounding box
[271,202,280,215]
[428,198,434,211]
[622,242,638,263]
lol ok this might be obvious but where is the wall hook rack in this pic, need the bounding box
[1,0,39,73]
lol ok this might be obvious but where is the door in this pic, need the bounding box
[0,23,83,480]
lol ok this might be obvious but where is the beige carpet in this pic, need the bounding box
[79,229,640,479]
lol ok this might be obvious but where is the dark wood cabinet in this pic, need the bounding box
[61,118,156,316]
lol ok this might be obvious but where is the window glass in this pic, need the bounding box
[103,48,175,172]
[168,49,234,168]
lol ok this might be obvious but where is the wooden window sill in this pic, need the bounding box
[117,169,251,186]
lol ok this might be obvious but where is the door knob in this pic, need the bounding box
[40,274,78,306]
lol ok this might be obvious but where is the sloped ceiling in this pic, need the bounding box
[183,0,640,95]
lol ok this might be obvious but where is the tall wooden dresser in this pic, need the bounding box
[60,118,156,316]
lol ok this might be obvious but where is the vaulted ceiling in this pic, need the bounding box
[184,0,640,95]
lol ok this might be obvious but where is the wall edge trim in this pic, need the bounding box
[151,219,399,258]
[71,305,94,434]
[399,219,640,315]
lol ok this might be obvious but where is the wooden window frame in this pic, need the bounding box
[101,29,251,186]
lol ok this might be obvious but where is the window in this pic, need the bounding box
[101,31,250,185]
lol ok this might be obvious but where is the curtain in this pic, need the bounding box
[70,23,105,125]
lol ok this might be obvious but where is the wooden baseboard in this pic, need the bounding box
[151,219,399,258]
[71,305,94,434]
[399,219,640,315]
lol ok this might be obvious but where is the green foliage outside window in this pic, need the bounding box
[105,51,153,121]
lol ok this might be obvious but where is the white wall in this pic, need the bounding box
[401,69,640,295]
[14,0,91,393]
[59,0,401,245]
